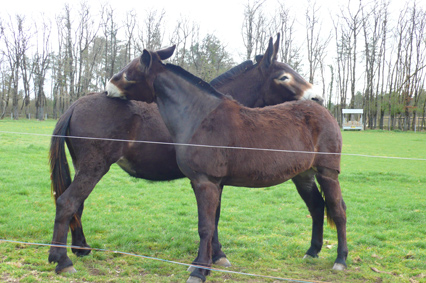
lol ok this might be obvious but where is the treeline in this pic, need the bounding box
[1,0,425,131]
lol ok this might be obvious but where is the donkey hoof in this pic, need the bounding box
[187,275,204,283]
[303,254,318,259]
[214,257,231,268]
[187,265,196,272]
[57,265,77,274]
[332,263,346,271]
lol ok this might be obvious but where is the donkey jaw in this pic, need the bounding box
[106,82,127,99]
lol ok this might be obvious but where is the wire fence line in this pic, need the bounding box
[1,130,426,161]
[0,239,330,283]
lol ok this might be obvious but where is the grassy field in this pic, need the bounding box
[0,119,425,283]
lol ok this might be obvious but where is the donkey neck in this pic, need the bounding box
[153,70,223,143]
[213,67,264,107]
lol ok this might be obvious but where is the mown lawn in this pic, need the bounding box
[1,119,425,282]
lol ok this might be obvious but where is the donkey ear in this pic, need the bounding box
[262,37,274,69]
[141,49,152,72]
[272,33,280,61]
[157,45,176,60]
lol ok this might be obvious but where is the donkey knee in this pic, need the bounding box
[316,166,339,180]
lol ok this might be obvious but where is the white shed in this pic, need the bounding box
[342,109,364,130]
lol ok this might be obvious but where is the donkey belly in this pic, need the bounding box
[223,175,292,188]
[117,145,184,181]
[180,147,314,188]
[224,161,311,188]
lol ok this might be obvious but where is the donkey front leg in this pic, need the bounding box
[188,186,231,273]
[187,180,221,283]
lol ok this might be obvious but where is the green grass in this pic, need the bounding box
[1,120,426,282]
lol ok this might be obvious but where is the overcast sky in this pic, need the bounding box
[3,0,420,61]
[1,0,345,61]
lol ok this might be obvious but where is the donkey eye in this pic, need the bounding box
[279,76,289,81]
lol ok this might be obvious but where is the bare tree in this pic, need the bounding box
[340,0,363,109]
[52,12,68,118]
[242,0,266,60]
[169,16,199,68]
[270,3,302,71]
[135,9,165,53]
[124,9,137,63]
[1,14,31,119]
[362,1,386,129]
[100,4,119,87]
[0,18,9,119]
[305,1,331,85]
[333,16,351,124]
[74,2,99,99]
[33,16,52,120]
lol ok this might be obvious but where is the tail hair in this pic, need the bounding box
[318,185,336,229]
[49,108,74,203]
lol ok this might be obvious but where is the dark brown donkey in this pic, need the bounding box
[48,35,323,274]
[107,47,347,283]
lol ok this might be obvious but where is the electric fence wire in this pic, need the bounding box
[1,130,425,161]
[0,239,329,283]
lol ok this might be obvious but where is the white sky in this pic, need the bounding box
[2,0,418,58]
[1,0,342,61]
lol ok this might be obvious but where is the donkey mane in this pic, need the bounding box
[210,60,254,88]
[165,63,225,99]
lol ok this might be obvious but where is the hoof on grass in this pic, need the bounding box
[303,254,316,259]
[187,275,204,283]
[214,257,231,268]
[187,257,231,272]
[57,265,77,274]
[332,263,346,271]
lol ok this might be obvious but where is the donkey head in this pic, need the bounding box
[106,45,176,102]
[255,34,323,106]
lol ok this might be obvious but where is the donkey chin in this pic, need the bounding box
[106,82,127,100]
[303,85,324,105]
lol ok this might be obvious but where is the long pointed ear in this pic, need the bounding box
[157,45,176,60]
[141,49,152,72]
[262,37,274,69]
[273,33,280,61]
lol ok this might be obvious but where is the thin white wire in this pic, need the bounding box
[0,239,329,283]
[1,130,426,161]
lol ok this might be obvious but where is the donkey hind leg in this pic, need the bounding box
[315,166,348,270]
[70,202,91,257]
[49,168,108,274]
[188,186,230,273]
[211,187,231,268]
[188,181,221,283]
[292,169,325,259]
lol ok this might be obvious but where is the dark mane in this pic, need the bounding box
[210,60,254,88]
[165,63,224,99]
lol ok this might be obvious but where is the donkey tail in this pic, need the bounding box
[318,184,336,229]
[49,106,75,203]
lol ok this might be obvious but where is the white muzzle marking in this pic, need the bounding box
[106,81,125,99]
[303,85,324,105]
